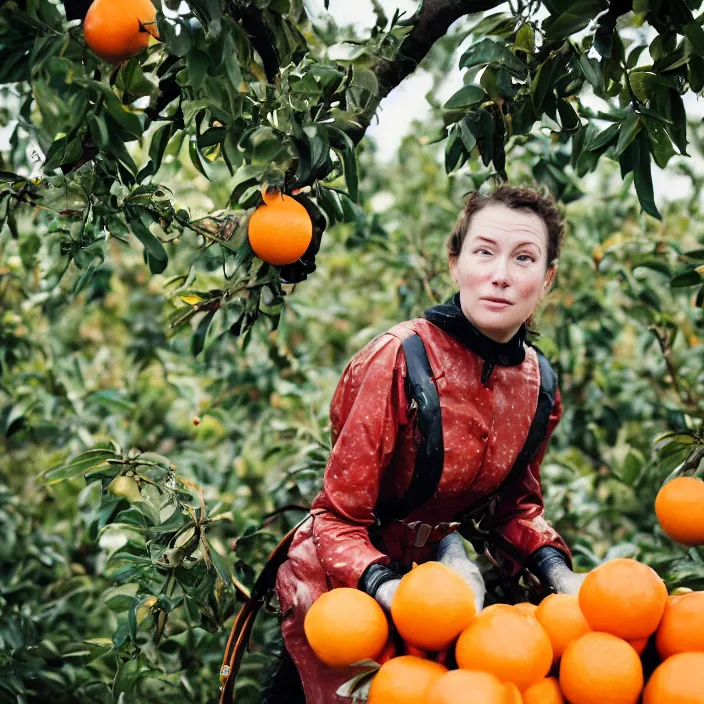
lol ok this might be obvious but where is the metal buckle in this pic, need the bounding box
[414,522,433,548]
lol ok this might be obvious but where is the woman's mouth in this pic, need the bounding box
[482,298,512,308]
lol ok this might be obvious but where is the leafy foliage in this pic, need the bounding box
[2,1,704,702]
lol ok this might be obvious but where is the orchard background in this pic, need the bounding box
[2,0,704,701]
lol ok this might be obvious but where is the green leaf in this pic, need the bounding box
[75,79,144,138]
[116,60,157,99]
[668,89,688,156]
[671,269,703,287]
[586,123,620,151]
[645,118,676,168]
[621,449,644,485]
[186,49,210,91]
[532,58,559,115]
[443,84,486,110]
[627,45,647,70]
[43,449,117,484]
[578,55,603,93]
[444,128,466,173]
[557,99,580,132]
[631,130,661,220]
[43,136,68,171]
[188,139,210,181]
[633,259,671,277]
[351,66,379,96]
[87,391,135,414]
[683,22,704,51]
[466,12,518,38]
[126,211,168,274]
[514,23,535,54]
[459,38,528,79]
[543,0,603,40]
[229,164,266,207]
[148,123,173,174]
[688,55,704,92]
[459,116,477,152]
[328,127,359,202]
[104,584,139,612]
[613,115,642,158]
[511,95,536,135]
[192,310,216,357]
[630,71,656,102]
[207,540,233,585]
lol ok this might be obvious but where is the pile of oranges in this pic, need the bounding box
[304,557,704,703]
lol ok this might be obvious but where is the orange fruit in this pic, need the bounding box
[523,677,564,704]
[303,588,388,667]
[247,190,313,266]
[514,602,538,618]
[536,593,591,661]
[83,0,158,64]
[628,637,649,655]
[368,655,447,704]
[559,632,643,704]
[425,670,507,704]
[643,651,704,704]
[655,477,704,545]
[503,681,523,703]
[578,558,667,639]
[391,561,476,651]
[655,591,704,659]
[455,604,552,691]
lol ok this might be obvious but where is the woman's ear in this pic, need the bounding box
[542,266,557,294]
[448,257,458,286]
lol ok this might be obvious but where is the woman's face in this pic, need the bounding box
[448,203,556,343]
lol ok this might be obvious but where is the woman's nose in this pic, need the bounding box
[491,258,511,285]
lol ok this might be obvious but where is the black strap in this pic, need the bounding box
[374,334,443,525]
[496,348,557,488]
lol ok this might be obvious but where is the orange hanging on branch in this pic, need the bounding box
[247,189,313,266]
[83,0,159,64]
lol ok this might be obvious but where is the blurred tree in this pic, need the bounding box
[2,0,704,344]
[2,1,704,702]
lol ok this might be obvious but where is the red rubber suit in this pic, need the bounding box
[274,316,571,703]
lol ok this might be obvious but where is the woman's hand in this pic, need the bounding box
[436,532,486,614]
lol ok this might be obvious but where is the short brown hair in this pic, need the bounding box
[447,184,565,269]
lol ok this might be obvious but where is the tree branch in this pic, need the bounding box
[349,0,504,145]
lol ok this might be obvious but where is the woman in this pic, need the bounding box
[273,185,584,703]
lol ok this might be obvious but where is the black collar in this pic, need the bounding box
[423,292,527,385]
